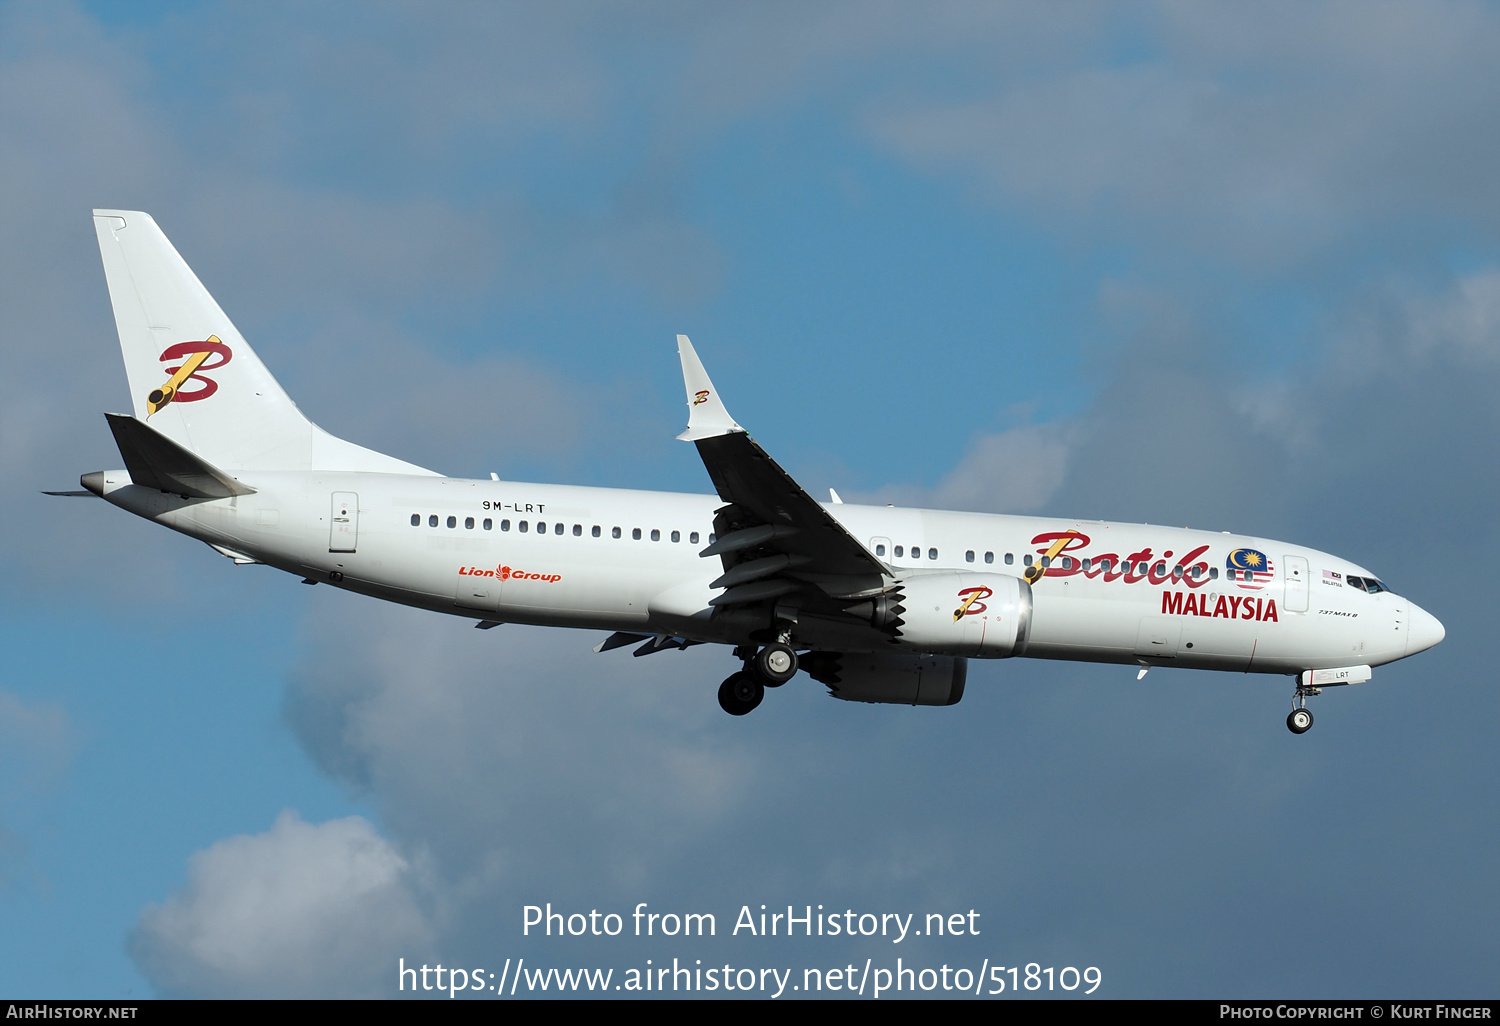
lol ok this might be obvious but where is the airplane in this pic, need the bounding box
[59,210,1445,733]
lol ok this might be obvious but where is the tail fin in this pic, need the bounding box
[92,210,434,476]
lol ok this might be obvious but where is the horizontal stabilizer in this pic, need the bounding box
[105,413,256,498]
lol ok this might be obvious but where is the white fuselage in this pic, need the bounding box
[93,469,1434,676]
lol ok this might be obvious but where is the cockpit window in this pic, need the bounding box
[1346,575,1388,594]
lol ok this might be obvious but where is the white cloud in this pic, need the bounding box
[280,599,761,895]
[867,2,1500,266]
[858,423,1077,514]
[130,810,433,998]
[0,691,75,886]
[1406,269,1500,364]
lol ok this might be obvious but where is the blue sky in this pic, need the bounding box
[1,0,1496,998]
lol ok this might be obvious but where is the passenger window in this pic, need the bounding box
[1209,567,1218,579]
[612,527,621,539]
[651,529,660,541]
[446,516,457,529]
[1061,556,1072,570]
[1153,561,1166,575]
[1004,553,1013,565]
[928,548,937,560]
[410,514,419,526]
[690,532,700,544]
[985,552,994,564]
[709,534,716,543]
[555,523,563,536]
[1122,561,1132,574]
[573,524,582,536]
[465,517,474,529]
[876,544,887,556]
[592,525,601,537]
[633,528,642,540]
[1082,558,1091,571]
[671,530,680,542]
[894,546,904,557]
[966,550,975,563]
[1024,555,1033,567]
[501,519,511,531]
[520,521,529,533]
[428,515,438,528]
[483,518,492,531]
[1041,556,1051,568]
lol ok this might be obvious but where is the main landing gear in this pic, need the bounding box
[718,642,801,715]
[718,672,763,716]
[1287,680,1319,734]
[754,642,798,686]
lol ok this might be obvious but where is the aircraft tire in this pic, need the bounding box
[1287,708,1314,734]
[754,643,798,686]
[719,672,764,715]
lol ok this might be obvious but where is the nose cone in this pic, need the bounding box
[1406,602,1445,657]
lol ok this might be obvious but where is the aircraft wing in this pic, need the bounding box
[676,336,889,609]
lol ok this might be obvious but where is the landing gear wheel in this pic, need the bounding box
[754,643,798,686]
[1287,708,1314,734]
[718,672,764,716]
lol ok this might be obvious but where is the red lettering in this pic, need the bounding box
[1228,595,1242,618]
[1124,549,1153,584]
[1263,599,1278,623]
[1242,598,1257,620]
[1178,546,1211,588]
[1213,596,1228,618]
[1183,592,1199,616]
[1162,592,1184,614]
[1029,530,1092,554]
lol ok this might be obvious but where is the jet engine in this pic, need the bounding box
[846,572,1032,658]
[805,652,968,706]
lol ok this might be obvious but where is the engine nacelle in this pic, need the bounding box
[809,652,968,706]
[885,571,1032,657]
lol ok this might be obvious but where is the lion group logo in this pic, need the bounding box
[457,563,562,583]
[146,336,233,415]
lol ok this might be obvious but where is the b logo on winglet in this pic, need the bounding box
[692,390,711,406]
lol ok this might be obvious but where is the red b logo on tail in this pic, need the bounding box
[146,336,233,414]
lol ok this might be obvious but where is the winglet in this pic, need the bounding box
[675,335,744,441]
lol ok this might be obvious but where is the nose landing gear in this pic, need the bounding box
[1287,681,1319,734]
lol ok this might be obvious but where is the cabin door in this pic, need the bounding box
[1284,555,1309,613]
[329,492,358,552]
